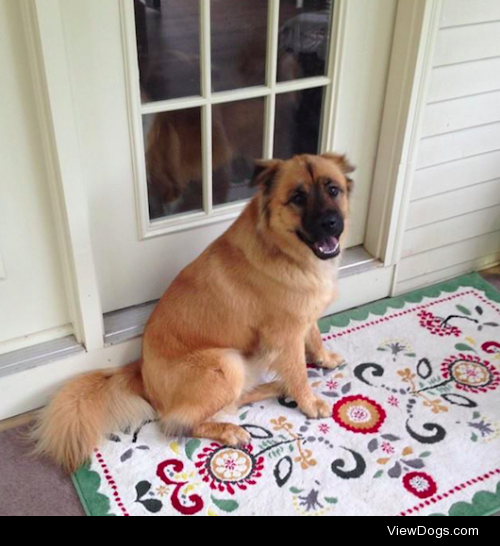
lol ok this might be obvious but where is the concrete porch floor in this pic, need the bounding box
[1,267,499,516]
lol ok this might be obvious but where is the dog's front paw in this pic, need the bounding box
[220,425,251,447]
[316,351,345,370]
[300,397,331,419]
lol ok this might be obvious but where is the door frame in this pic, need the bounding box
[0,0,443,420]
[20,0,105,351]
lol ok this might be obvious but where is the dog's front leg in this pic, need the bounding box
[273,337,330,419]
[305,323,344,369]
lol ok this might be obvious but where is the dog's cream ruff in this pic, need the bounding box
[73,275,500,516]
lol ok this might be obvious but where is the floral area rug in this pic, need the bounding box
[72,274,500,516]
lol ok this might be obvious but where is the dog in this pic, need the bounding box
[32,153,354,471]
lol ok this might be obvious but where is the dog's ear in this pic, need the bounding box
[321,153,355,193]
[321,152,355,175]
[249,159,283,194]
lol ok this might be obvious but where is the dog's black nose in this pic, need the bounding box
[320,212,341,233]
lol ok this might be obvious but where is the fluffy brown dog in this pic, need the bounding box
[33,153,354,471]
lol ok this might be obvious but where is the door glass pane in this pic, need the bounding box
[143,109,203,219]
[213,98,265,206]
[134,0,201,102]
[274,88,325,159]
[211,0,269,92]
[278,0,334,82]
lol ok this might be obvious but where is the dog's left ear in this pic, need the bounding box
[321,153,355,193]
[249,159,283,194]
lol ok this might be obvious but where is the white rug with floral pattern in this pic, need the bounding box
[72,274,500,516]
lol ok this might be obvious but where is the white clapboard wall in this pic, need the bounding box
[395,0,500,294]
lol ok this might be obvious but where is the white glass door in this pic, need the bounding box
[60,0,397,313]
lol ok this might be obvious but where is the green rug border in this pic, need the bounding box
[72,463,115,517]
[318,272,500,333]
[72,273,500,516]
[430,481,500,517]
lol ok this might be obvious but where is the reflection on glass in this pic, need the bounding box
[212,99,265,206]
[211,0,269,92]
[278,0,334,82]
[143,109,203,219]
[274,88,325,159]
[134,0,200,102]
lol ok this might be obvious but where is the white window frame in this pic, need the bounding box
[120,0,343,240]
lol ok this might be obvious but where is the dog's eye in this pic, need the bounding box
[327,184,340,198]
[291,190,307,206]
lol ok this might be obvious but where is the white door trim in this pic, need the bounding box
[0,337,142,421]
[365,0,443,267]
[321,0,348,154]
[20,0,104,351]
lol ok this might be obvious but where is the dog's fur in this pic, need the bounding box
[32,153,354,471]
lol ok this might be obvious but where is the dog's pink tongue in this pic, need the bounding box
[314,236,340,255]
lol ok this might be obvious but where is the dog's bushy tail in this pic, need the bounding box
[31,361,155,472]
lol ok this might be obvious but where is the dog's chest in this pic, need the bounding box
[287,271,337,321]
[311,268,338,314]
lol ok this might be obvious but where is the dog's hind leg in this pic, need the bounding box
[237,381,284,406]
[154,349,251,446]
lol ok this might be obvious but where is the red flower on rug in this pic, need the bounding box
[418,310,461,337]
[403,472,438,499]
[441,354,500,394]
[332,395,386,434]
[387,395,399,407]
[195,443,264,495]
[318,423,331,434]
[482,341,500,355]
[157,459,204,515]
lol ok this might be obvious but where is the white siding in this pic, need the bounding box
[0,1,70,351]
[397,252,500,294]
[422,91,500,137]
[434,21,500,66]
[439,0,500,28]
[403,206,500,258]
[412,150,500,200]
[417,122,500,169]
[396,0,500,294]
[428,57,500,102]
[408,179,500,229]
[399,231,500,282]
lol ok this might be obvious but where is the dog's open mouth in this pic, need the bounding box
[297,232,341,260]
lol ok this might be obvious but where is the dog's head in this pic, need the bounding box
[251,154,354,261]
